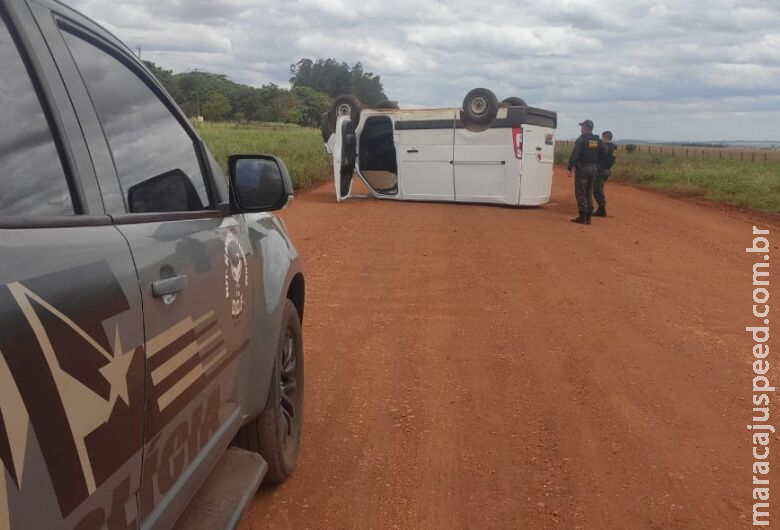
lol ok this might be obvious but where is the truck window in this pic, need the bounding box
[61,29,210,213]
[0,15,73,216]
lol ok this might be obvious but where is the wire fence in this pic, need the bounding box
[555,140,780,163]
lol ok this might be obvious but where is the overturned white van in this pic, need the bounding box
[322,88,557,206]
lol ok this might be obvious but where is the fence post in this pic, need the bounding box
[719,151,722,160]
[686,149,689,159]
[660,146,663,154]
[752,152,756,163]
[741,152,744,161]
[672,147,675,156]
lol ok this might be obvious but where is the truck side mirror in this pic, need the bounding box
[228,155,294,212]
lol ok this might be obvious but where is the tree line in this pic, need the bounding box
[144,58,393,127]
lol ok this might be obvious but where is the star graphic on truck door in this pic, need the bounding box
[98,326,134,408]
[7,282,137,494]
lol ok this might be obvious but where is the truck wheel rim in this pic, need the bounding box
[337,103,352,116]
[469,96,488,116]
[279,329,298,440]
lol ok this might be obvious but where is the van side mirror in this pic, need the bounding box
[228,155,294,212]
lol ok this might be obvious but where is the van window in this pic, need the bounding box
[61,29,210,213]
[0,16,73,216]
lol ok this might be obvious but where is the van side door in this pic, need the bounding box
[396,113,456,201]
[452,125,508,204]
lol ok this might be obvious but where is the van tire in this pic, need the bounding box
[502,96,528,107]
[234,299,304,484]
[461,88,498,127]
[329,95,362,130]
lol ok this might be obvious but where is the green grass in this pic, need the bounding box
[555,145,780,213]
[196,121,331,189]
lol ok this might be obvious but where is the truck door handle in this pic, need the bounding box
[152,275,188,297]
[407,149,419,153]
[535,147,542,151]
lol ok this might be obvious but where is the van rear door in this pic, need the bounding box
[518,127,555,205]
[333,116,357,201]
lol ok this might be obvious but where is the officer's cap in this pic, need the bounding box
[579,119,594,129]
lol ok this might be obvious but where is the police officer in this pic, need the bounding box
[567,119,602,224]
[593,130,617,217]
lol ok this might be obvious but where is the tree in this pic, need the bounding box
[350,62,387,106]
[292,86,331,127]
[290,58,389,105]
[271,91,301,124]
[138,58,392,124]
[201,91,232,120]
[290,58,352,97]
[143,61,180,101]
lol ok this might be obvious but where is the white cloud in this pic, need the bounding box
[65,0,780,141]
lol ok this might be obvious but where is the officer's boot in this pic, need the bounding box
[570,211,589,224]
[593,205,607,217]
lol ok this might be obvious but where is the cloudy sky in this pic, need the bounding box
[68,0,779,141]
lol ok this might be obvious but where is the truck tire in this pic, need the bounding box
[461,88,498,127]
[234,299,304,483]
[502,96,528,107]
[329,94,362,130]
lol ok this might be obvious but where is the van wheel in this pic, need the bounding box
[461,88,498,127]
[502,96,527,107]
[329,95,362,130]
[234,299,304,483]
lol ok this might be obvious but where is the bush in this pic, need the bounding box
[625,144,637,153]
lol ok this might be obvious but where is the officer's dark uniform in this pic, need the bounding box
[567,126,602,224]
[594,141,617,216]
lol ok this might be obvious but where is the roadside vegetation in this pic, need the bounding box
[555,144,780,213]
[146,57,392,126]
[198,122,780,213]
[197,122,331,189]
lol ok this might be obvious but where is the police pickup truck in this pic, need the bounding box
[0,0,305,528]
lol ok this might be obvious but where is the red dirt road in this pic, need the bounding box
[241,167,778,529]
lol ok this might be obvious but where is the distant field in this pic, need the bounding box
[555,142,780,213]
[196,122,331,189]
[557,140,780,163]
